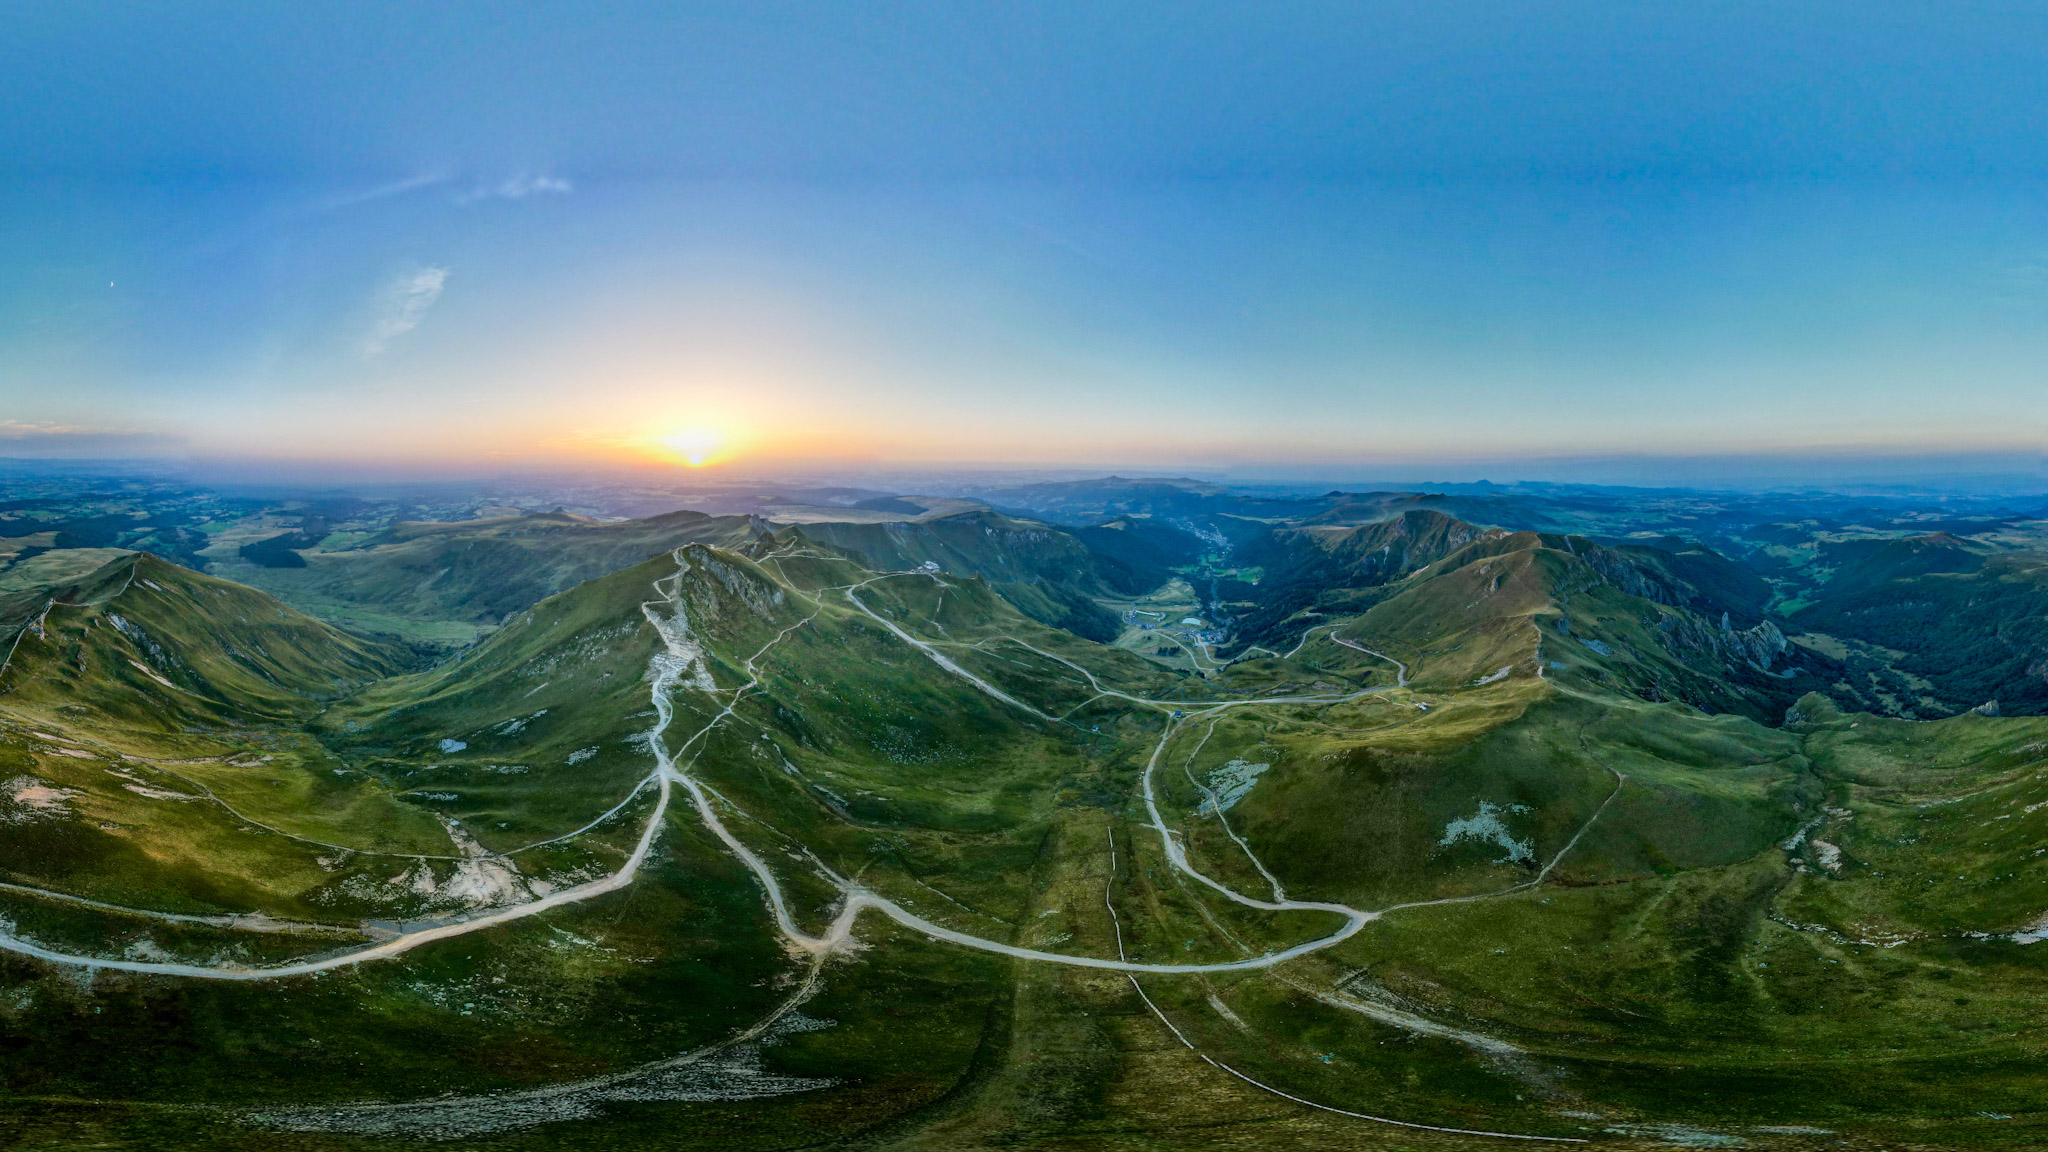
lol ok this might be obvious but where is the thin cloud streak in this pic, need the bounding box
[0,419,92,437]
[455,172,573,205]
[314,172,448,212]
[361,266,449,356]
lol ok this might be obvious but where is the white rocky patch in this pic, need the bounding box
[1811,839,1843,874]
[1601,1122,1748,1147]
[2005,912,2048,946]
[122,782,200,801]
[1198,759,1270,815]
[566,747,598,765]
[250,1010,836,1138]
[435,816,535,908]
[1438,800,1535,864]
[437,738,467,753]
[2,775,80,823]
[122,938,178,962]
[494,709,548,736]
[646,593,720,695]
[1206,992,1250,1031]
[343,838,534,913]
[438,858,532,908]
[129,653,184,685]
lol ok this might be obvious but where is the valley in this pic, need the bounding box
[2,474,2048,1150]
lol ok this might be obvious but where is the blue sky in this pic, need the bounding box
[3,2,2045,481]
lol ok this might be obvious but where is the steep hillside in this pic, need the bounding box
[1072,514,1207,571]
[1794,551,2048,715]
[0,552,458,924]
[781,510,1172,641]
[1227,510,1509,641]
[783,509,1153,591]
[12,524,2048,1149]
[0,552,404,727]
[1231,511,1778,678]
[1258,527,1849,722]
[219,508,769,643]
[1819,531,1990,596]
[1602,535,1776,622]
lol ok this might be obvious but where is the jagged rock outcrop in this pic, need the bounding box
[1657,612,1787,671]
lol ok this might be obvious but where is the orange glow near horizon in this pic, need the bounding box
[656,426,728,467]
[512,410,902,472]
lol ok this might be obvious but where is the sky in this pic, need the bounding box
[3,2,2047,485]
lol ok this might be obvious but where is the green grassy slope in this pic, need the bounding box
[1793,551,2048,715]
[7,540,2048,1151]
[218,508,769,644]
[0,554,455,923]
[1,552,402,725]
[774,512,1169,641]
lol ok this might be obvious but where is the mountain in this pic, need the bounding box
[0,552,455,923]
[217,508,769,644]
[967,474,1339,526]
[1222,510,1842,722]
[1071,514,1208,572]
[1818,531,1990,596]
[777,509,1176,641]
[0,552,403,726]
[216,504,1192,651]
[9,499,2048,1150]
[1794,550,2048,716]
[1223,509,1505,638]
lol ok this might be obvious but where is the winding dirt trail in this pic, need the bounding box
[1328,630,1410,686]
[0,554,741,978]
[0,555,1610,986]
[0,551,1618,1141]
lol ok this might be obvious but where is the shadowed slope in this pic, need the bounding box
[225,508,771,641]
[1,553,404,727]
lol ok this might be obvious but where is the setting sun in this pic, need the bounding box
[657,427,726,467]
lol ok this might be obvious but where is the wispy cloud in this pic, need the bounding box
[0,419,91,438]
[455,171,574,205]
[315,172,448,212]
[0,420,183,458]
[362,266,450,357]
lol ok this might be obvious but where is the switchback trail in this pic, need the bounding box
[0,556,1615,988]
[0,551,777,978]
[0,552,1614,1142]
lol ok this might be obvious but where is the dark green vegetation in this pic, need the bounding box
[191,497,1178,651]
[218,509,770,645]
[789,509,1172,641]
[1792,551,2048,715]
[2,470,2048,1150]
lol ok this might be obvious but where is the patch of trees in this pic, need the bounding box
[239,521,332,569]
[1794,572,2048,716]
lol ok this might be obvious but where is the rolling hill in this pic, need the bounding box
[214,508,771,645]
[4,494,2048,1151]
[770,509,1178,641]
[1794,550,2048,716]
